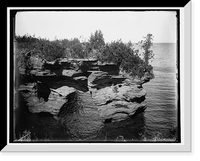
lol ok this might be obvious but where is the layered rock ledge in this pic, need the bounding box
[18,58,152,123]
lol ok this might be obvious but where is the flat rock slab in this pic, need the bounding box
[30,69,56,76]
[53,86,76,97]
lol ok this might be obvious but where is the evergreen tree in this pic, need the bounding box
[139,34,154,65]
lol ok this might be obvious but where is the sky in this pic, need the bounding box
[15,11,177,43]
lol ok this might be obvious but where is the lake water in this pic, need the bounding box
[142,43,178,141]
[91,43,178,142]
[15,43,179,142]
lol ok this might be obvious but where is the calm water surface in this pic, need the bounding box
[142,43,178,140]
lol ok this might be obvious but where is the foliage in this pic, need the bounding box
[61,38,85,58]
[100,40,128,65]
[89,30,105,52]
[15,32,154,79]
[15,35,66,76]
[16,35,66,62]
[61,38,80,49]
[99,39,153,78]
[41,40,66,61]
[88,30,105,59]
[138,34,154,65]
[15,47,34,75]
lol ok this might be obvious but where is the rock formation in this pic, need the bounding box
[18,57,152,123]
[87,71,147,122]
[19,83,76,116]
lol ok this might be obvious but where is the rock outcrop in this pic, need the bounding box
[92,85,147,122]
[88,71,112,90]
[18,57,151,123]
[91,84,146,105]
[19,83,76,116]
[88,75,147,122]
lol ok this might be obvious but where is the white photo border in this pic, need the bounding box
[4,2,191,152]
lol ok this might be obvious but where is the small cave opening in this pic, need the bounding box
[130,95,146,103]
[104,118,113,124]
[118,84,122,88]
[137,85,143,89]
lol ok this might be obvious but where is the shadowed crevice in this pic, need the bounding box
[129,95,146,103]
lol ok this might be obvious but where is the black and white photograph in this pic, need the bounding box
[12,9,180,143]
[13,11,179,142]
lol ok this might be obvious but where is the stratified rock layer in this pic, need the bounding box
[19,83,76,116]
[18,58,150,123]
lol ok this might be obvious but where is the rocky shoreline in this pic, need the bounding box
[16,57,153,126]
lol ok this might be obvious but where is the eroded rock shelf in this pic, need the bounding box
[17,58,151,123]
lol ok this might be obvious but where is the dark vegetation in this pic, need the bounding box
[15,30,154,79]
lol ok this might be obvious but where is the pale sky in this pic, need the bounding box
[15,11,177,43]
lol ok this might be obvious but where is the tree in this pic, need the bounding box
[99,40,146,77]
[41,40,65,61]
[16,35,66,62]
[89,30,105,53]
[81,41,92,59]
[69,43,84,58]
[61,38,88,59]
[139,34,154,65]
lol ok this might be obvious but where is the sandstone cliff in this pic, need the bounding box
[17,57,152,124]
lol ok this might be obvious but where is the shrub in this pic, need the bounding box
[99,40,150,78]
[15,48,34,75]
[69,43,85,59]
[15,32,154,79]
[16,35,66,62]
